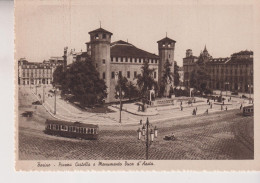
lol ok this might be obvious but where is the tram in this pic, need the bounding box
[44,120,99,140]
[243,105,254,116]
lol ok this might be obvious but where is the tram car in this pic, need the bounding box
[243,105,254,116]
[44,120,99,140]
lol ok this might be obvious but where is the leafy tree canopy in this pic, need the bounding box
[189,55,210,93]
[53,59,107,106]
[136,60,157,99]
[115,76,139,100]
[174,61,180,86]
[159,59,173,97]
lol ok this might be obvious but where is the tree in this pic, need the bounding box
[173,61,180,86]
[160,59,173,97]
[52,65,66,86]
[126,81,139,100]
[115,76,139,101]
[136,60,157,111]
[53,59,107,106]
[189,55,210,94]
[115,76,128,99]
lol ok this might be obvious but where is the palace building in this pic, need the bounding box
[183,47,253,94]
[18,57,64,85]
[74,27,176,102]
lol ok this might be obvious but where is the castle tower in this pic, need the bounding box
[88,27,113,102]
[186,49,193,57]
[157,36,176,96]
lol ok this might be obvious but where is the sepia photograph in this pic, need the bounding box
[14,0,260,171]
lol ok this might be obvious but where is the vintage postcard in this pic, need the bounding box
[15,0,260,171]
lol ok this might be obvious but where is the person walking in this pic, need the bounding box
[205,109,208,114]
[140,119,142,125]
[240,104,242,110]
[181,106,183,111]
[225,106,227,111]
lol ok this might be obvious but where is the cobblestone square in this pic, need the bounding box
[18,86,253,160]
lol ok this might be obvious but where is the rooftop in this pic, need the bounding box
[88,27,113,35]
[110,40,159,59]
[157,37,176,43]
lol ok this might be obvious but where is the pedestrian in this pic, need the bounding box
[240,104,242,110]
[181,106,183,111]
[225,106,227,111]
[192,109,195,115]
[205,109,208,114]
[140,119,142,125]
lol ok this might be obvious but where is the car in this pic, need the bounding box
[32,100,42,105]
[22,111,33,117]
[164,134,176,141]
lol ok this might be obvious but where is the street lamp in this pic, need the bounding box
[225,82,229,97]
[249,70,253,104]
[54,88,57,115]
[42,85,46,103]
[115,72,125,123]
[137,118,158,160]
[117,90,125,123]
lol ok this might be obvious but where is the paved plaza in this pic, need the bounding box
[18,86,253,160]
[20,85,250,126]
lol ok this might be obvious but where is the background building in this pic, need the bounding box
[18,58,53,85]
[183,48,253,94]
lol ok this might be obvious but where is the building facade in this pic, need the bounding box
[183,48,253,93]
[83,27,176,102]
[18,57,64,86]
[18,58,53,85]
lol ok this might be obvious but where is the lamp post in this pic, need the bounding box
[249,70,253,104]
[42,85,46,103]
[115,72,125,123]
[137,118,158,160]
[117,89,125,123]
[225,82,229,97]
[54,88,57,115]
[35,85,37,95]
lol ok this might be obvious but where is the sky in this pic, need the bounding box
[15,0,254,66]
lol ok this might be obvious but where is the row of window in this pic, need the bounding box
[93,33,110,40]
[110,57,158,64]
[102,71,157,80]
[46,124,97,134]
[21,65,51,69]
[21,69,52,73]
[22,73,52,77]
[210,69,251,75]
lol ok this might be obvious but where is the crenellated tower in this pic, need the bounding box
[157,36,176,96]
[88,27,113,102]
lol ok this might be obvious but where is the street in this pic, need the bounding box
[18,86,254,160]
